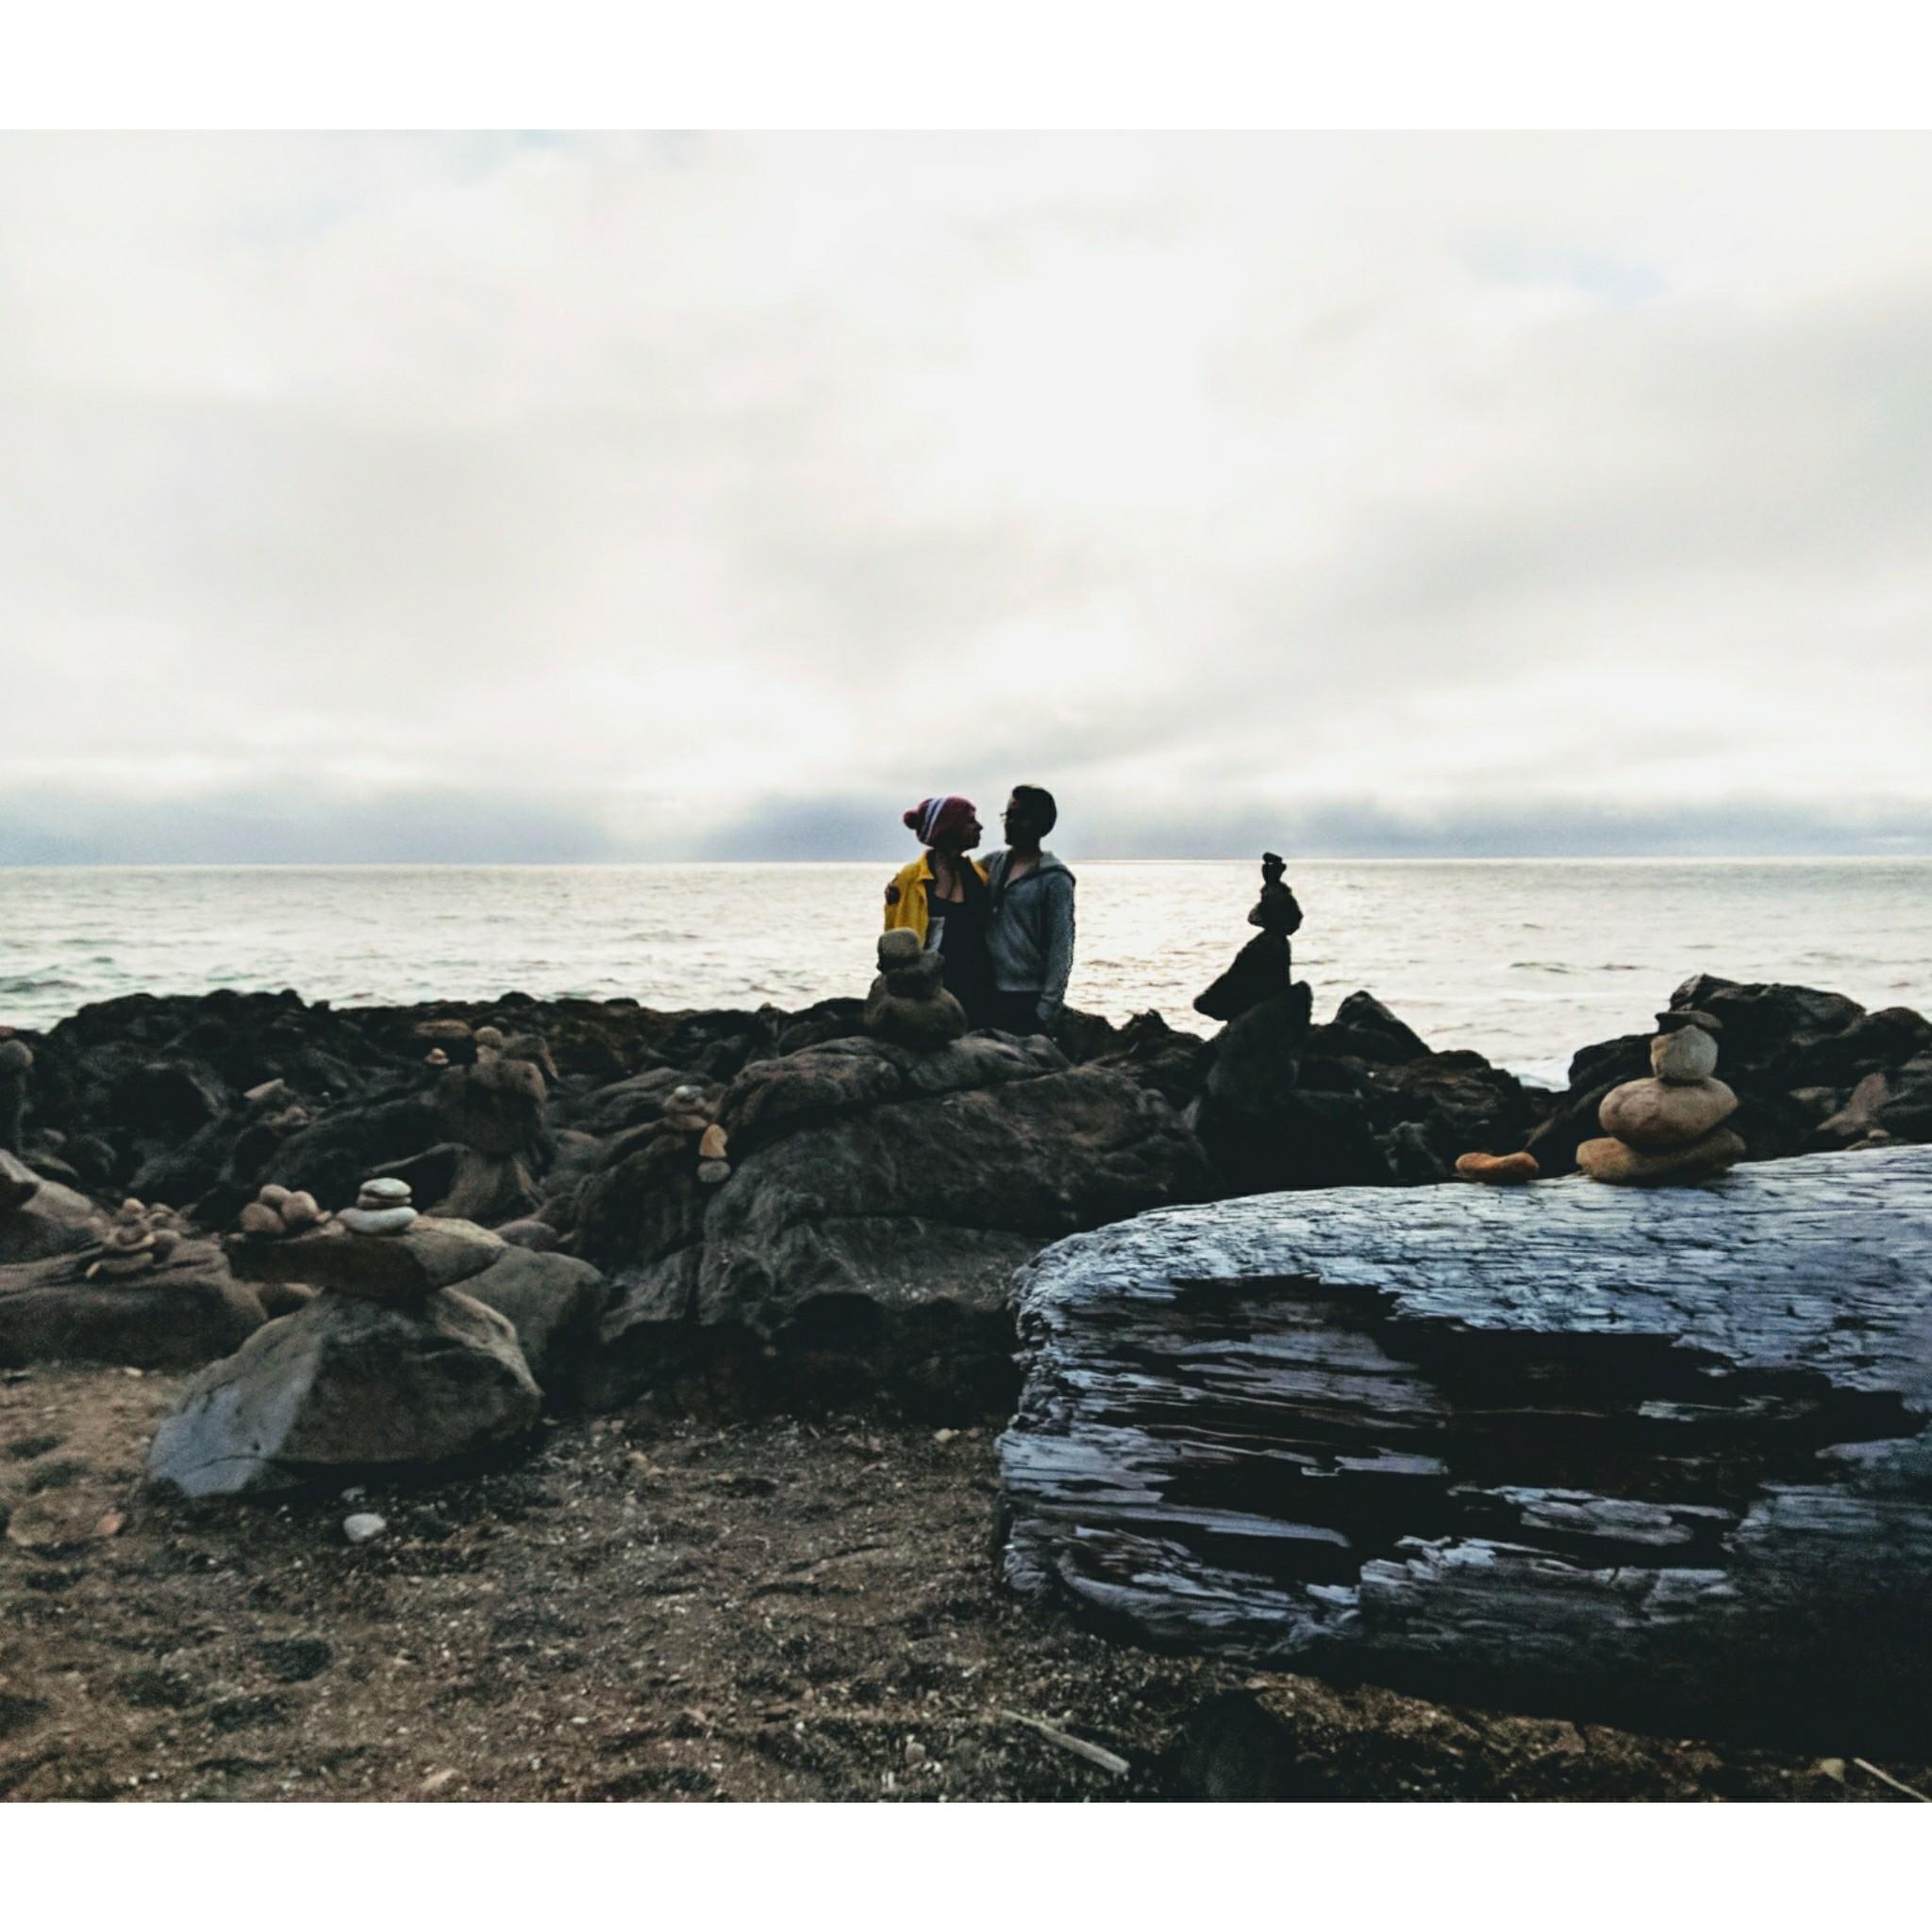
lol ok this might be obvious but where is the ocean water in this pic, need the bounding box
[2,859,1927,1084]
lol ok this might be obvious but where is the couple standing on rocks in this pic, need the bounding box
[883,788,1075,1036]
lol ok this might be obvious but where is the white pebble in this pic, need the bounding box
[343,1512,388,1544]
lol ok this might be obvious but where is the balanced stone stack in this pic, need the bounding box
[149,1174,540,1495]
[432,1027,550,1223]
[236,1181,325,1238]
[1194,852,1303,1023]
[658,1082,731,1186]
[864,927,968,1049]
[1576,1010,1745,1185]
[85,1198,184,1280]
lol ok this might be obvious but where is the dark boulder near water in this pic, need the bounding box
[1,969,1926,1427]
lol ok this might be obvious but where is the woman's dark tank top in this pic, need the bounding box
[925,864,993,1023]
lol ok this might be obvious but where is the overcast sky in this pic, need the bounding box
[3,131,1929,862]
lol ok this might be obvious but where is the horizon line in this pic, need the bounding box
[5,852,1931,871]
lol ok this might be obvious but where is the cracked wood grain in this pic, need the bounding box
[997,1146,1932,1746]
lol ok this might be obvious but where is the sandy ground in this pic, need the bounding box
[1,1363,1923,1804]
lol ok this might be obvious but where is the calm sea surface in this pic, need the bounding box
[2,860,1927,1086]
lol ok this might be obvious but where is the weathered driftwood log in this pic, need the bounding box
[999,1145,1932,1747]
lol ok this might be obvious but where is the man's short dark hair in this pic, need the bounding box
[1011,784,1058,835]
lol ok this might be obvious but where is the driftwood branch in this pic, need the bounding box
[999,1146,1932,1749]
[999,1708,1130,1775]
[1853,1758,1932,1803]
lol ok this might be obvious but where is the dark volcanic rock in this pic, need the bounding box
[586,1043,1212,1417]
[0,1035,31,1154]
[108,1058,227,1141]
[146,1289,541,1497]
[262,1092,442,1213]
[459,1245,609,1393]
[1312,991,1432,1066]
[1202,984,1314,1116]
[0,1152,103,1264]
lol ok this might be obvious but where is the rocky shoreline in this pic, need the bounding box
[5,967,1932,1797]
[3,969,1928,1419]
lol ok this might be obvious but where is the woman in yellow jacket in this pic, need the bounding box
[883,794,994,1024]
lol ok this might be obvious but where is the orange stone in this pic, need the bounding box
[1454,1150,1540,1184]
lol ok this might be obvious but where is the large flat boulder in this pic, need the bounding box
[225,1215,504,1300]
[146,1288,541,1497]
[0,1237,268,1369]
[584,1044,1212,1415]
[0,1151,103,1264]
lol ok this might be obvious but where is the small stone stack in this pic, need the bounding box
[342,1175,417,1234]
[432,1026,550,1223]
[665,1083,732,1186]
[236,1182,325,1238]
[157,1177,538,1496]
[225,1174,505,1307]
[864,928,968,1049]
[1576,1010,1745,1185]
[84,1198,184,1281]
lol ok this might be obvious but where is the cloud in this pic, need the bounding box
[4,132,1931,858]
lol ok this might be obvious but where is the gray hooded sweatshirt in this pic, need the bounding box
[983,849,1076,1021]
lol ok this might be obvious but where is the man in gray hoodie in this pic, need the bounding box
[982,785,1076,1036]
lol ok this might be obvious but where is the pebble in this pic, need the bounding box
[342,1512,388,1544]
[341,1205,418,1236]
[698,1124,729,1159]
[1454,1150,1540,1184]
[696,1159,732,1186]
[279,1191,322,1228]
[237,1202,286,1238]
[357,1176,413,1205]
[1651,1026,1719,1083]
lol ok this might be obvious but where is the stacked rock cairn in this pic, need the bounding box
[864,928,968,1049]
[1576,1009,1745,1185]
[237,1182,325,1238]
[223,1171,512,1319]
[432,1024,550,1222]
[342,1175,417,1233]
[664,1082,732,1186]
[1193,853,1304,1023]
[85,1198,184,1281]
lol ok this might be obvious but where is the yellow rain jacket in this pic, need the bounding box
[883,854,990,945]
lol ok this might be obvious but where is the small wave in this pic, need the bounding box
[0,974,86,994]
